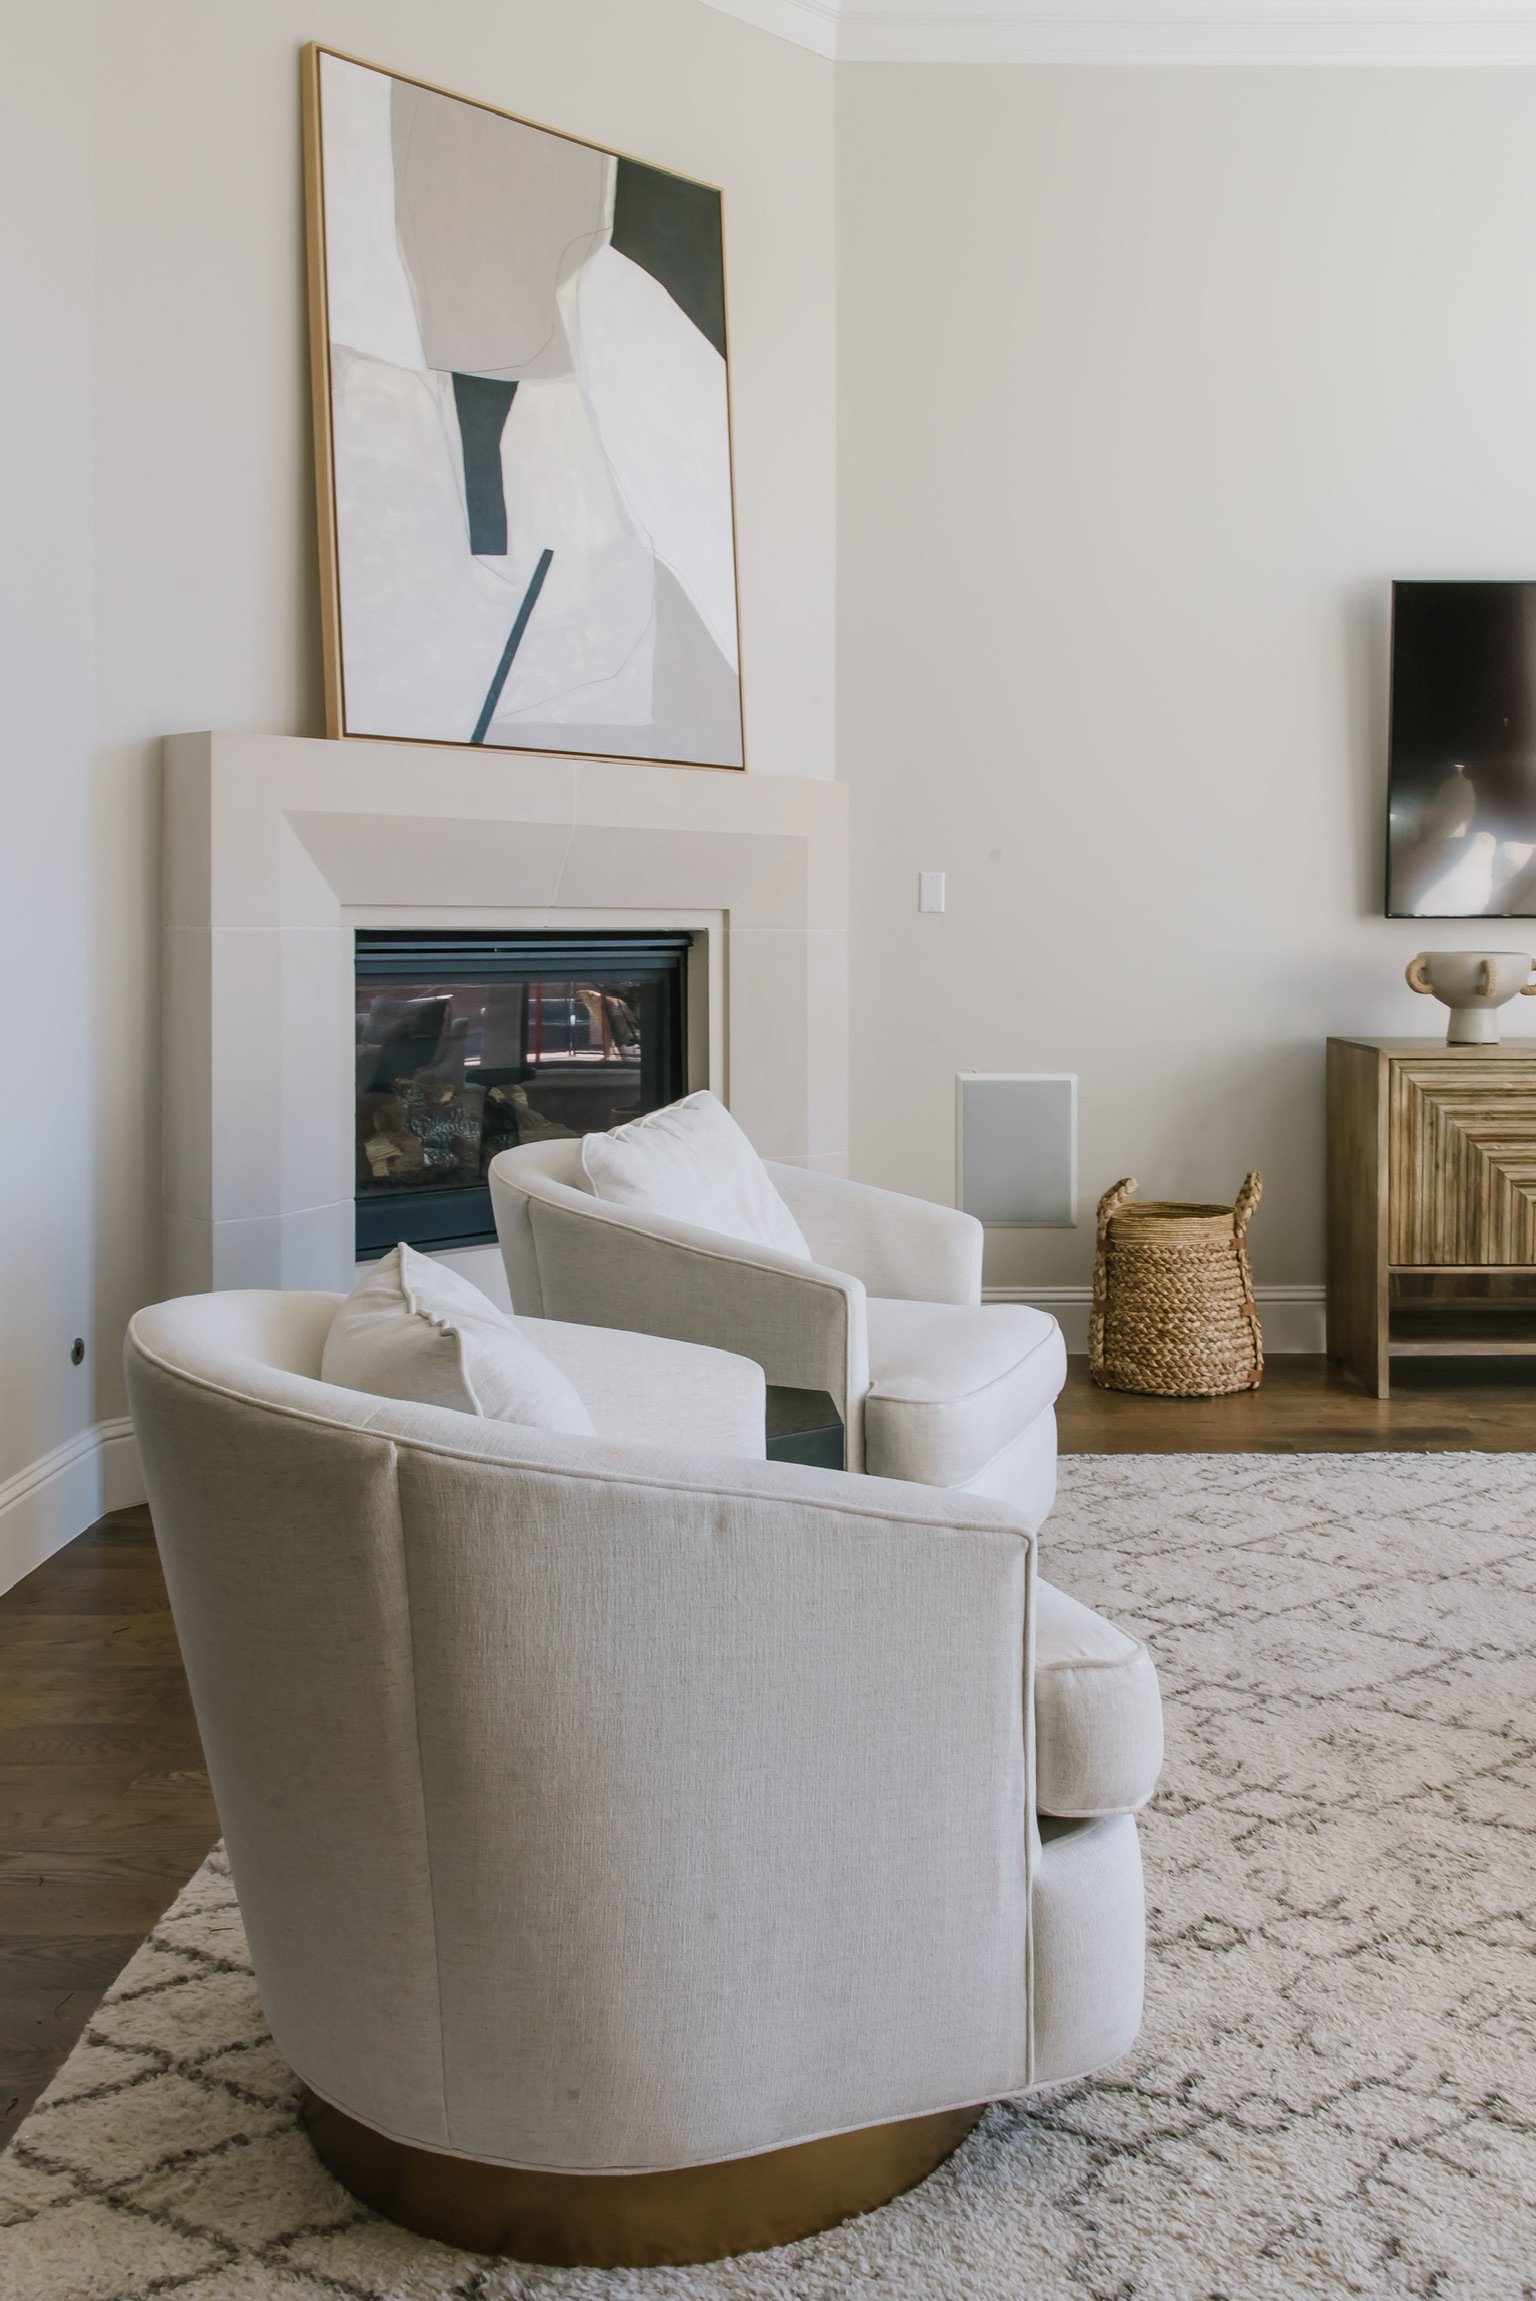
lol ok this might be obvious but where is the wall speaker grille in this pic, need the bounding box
[956,1073,1077,1227]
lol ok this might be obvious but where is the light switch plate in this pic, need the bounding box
[919,871,946,912]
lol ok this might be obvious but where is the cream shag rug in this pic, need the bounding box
[3,1454,1535,2301]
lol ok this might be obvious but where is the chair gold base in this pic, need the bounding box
[300,2088,985,2266]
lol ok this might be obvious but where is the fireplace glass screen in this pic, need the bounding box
[355,931,689,1256]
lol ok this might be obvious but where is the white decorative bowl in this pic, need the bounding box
[1405,950,1536,1044]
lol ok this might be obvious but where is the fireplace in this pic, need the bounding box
[161,732,847,1304]
[355,931,690,1257]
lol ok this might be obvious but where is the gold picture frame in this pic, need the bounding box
[301,44,746,770]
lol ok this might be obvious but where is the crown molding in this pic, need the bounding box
[696,0,1536,65]
[698,0,839,57]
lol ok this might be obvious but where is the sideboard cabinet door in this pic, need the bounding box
[1388,1057,1536,1267]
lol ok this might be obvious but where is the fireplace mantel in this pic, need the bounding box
[163,732,848,1298]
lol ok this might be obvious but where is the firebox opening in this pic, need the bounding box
[354,930,691,1258]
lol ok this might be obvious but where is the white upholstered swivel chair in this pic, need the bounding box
[126,1286,1161,2268]
[489,1140,1066,1529]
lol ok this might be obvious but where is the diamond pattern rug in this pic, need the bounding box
[2,1453,1534,2299]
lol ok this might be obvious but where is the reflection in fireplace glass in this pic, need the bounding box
[354,933,689,1257]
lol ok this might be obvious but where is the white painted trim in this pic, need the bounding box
[696,0,1536,65]
[698,0,839,53]
[984,1282,1327,1354]
[0,1417,144,1599]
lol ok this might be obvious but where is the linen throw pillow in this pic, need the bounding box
[580,1090,811,1259]
[322,1243,596,1432]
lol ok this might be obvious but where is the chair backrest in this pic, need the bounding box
[488,1138,590,1311]
[125,1290,1037,2172]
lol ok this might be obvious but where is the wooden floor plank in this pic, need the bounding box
[1057,1353,1536,1452]
[0,1865,218,1936]
[0,1725,207,1768]
[0,1616,190,1666]
[0,1936,150,1985]
[0,1510,218,2144]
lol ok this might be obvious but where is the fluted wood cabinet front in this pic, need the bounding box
[1387,1056,1536,1266]
[1327,1037,1536,1396]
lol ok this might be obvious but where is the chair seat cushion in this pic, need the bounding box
[862,1299,1065,1488]
[1034,1579,1164,1818]
[513,1317,767,1459]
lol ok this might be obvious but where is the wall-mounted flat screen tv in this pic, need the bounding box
[1387,579,1536,917]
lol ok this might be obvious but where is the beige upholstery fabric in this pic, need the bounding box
[766,1163,983,1305]
[142,1287,766,1462]
[487,1138,586,1315]
[125,1289,1156,2175]
[488,1143,1064,1524]
[513,1315,765,1459]
[1035,1580,1164,1819]
[488,1147,868,1422]
[1030,1816,1147,2088]
[956,1413,1059,1526]
[863,1300,1066,1488]
[582,1091,812,1260]
[323,1246,595,1432]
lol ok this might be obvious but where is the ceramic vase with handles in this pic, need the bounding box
[1405,950,1536,1044]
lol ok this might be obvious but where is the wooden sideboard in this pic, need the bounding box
[1326,1036,1536,1396]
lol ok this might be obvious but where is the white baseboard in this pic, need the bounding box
[984,1284,1327,1356]
[0,1416,144,1599]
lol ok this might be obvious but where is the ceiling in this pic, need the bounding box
[695,0,1536,64]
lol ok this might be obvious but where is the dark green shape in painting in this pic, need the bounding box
[610,159,726,357]
[452,373,518,555]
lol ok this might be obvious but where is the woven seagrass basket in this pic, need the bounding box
[1089,1173,1264,1396]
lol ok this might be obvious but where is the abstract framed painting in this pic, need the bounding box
[301,46,745,769]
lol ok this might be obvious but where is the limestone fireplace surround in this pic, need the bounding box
[163,732,848,1305]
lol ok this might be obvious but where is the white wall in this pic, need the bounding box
[1,7,94,1463]
[837,66,1536,1306]
[0,3,138,1580]
[1,0,835,1584]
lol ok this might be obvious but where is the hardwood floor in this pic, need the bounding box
[1058,1351,1536,1451]
[0,1505,218,2148]
[1,1354,1532,2151]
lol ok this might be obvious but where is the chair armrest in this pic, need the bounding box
[513,1183,872,1429]
[513,1316,767,1460]
[766,1165,984,1305]
[1034,1579,1163,1819]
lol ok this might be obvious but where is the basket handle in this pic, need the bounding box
[1405,955,1435,995]
[1090,1178,1136,1383]
[1095,1177,1138,1246]
[1233,1171,1263,1234]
